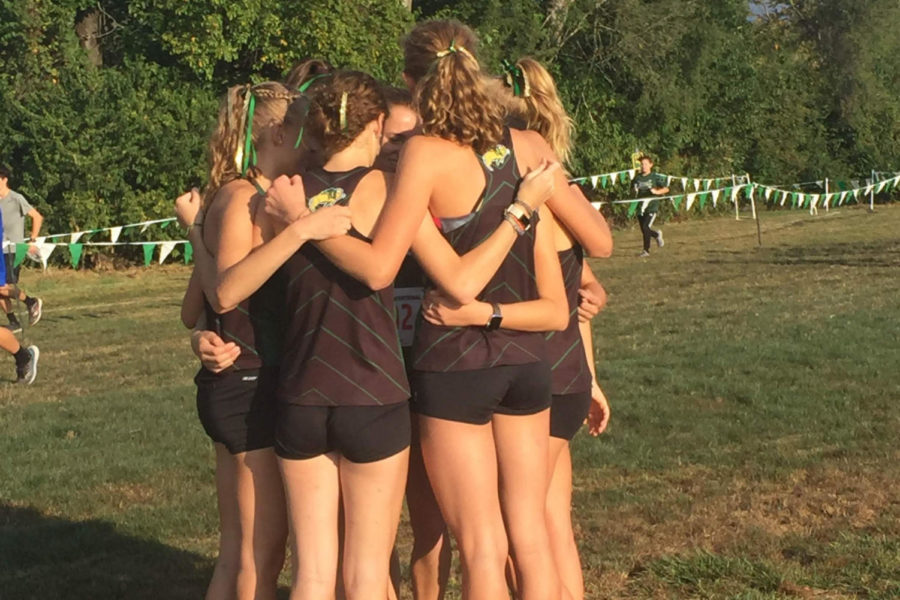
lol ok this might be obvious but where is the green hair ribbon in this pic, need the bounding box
[502,59,530,98]
[294,73,332,149]
[241,91,257,176]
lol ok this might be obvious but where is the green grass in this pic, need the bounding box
[1,205,898,599]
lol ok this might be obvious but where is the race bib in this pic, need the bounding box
[394,287,423,348]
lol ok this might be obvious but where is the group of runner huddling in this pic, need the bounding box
[175,19,613,600]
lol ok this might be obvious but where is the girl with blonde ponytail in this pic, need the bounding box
[498,56,613,600]
[175,80,352,600]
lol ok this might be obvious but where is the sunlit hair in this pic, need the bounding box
[305,70,387,161]
[404,20,505,155]
[382,85,413,110]
[204,81,297,208]
[502,58,573,166]
[284,58,334,91]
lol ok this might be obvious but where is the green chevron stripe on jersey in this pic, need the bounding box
[412,128,547,372]
[545,245,591,395]
[277,166,410,407]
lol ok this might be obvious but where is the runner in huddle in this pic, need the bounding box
[176,81,351,600]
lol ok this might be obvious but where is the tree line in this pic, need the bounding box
[1,0,897,235]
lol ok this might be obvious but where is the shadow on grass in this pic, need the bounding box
[702,240,899,268]
[0,503,212,599]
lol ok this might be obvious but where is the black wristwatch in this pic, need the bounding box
[485,302,502,331]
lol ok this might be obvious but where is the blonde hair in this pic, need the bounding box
[503,58,574,165]
[203,81,298,207]
[404,20,505,155]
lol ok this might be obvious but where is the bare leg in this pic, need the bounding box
[407,422,451,600]
[0,327,20,354]
[280,454,341,600]
[206,443,241,600]
[234,448,288,600]
[546,442,582,600]
[419,415,509,600]
[340,449,409,600]
[493,410,560,600]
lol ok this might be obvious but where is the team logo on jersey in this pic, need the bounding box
[481,144,511,171]
[307,187,347,212]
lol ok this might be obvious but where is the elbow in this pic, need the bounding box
[180,310,197,330]
[210,290,237,314]
[583,239,613,259]
[364,267,395,292]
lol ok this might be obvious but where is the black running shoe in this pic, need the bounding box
[15,345,39,384]
[28,297,43,326]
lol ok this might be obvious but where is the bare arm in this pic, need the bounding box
[26,208,43,241]
[422,210,569,332]
[577,262,607,322]
[181,268,205,328]
[579,313,610,436]
[313,160,560,301]
[548,184,612,258]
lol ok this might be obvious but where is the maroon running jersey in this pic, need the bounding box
[276,166,410,406]
[545,245,591,394]
[412,129,547,372]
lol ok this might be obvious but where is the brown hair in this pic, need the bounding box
[284,58,334,91]
[305,70,387,161]
[404,20,504,155]
[503,58,573,165]
[382,85,413,110]
[203,81,298,207]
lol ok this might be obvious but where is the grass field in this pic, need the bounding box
[1,205,898,599]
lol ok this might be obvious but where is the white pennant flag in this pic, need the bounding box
[876,181,887,193]
[109,227,123,243]
[816,180,823,188]
[681,178,688,190]
[839,191,847,205]
[780,191,788,206]
[764,187,773,201]
[158,241,177,264]
[36,242,57,270]
[864,185,874,195]
[686,193,697,210]
[711,189,721,207]
[731,186,742,203]
[140,224,150,234]
[693,179,701,191]
[70,232,84,244]
[667,176,673,187]
[810,194,820,207]
[627,169,636,181]
[853,189,860,199]
[641,199,651,214]
[590,175,600,188]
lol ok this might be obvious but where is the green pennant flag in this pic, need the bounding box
[160,221,171,229]
[183,242,193,264]
[627,202,639,218]
[791,192,798,207]
[723,186,732,199]
[14,243,28,268]
[672,195,683,211]
[800,194,809,207]
[600,175,609,189]
[699,192,709,209]
[143,244,155,266]
[620,171,631,185]
[69,243,83,268]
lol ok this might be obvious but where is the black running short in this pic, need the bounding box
[275,401,411,463]
[550,391,592,440]
[410,361,552,425]
[195,367,278,454]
